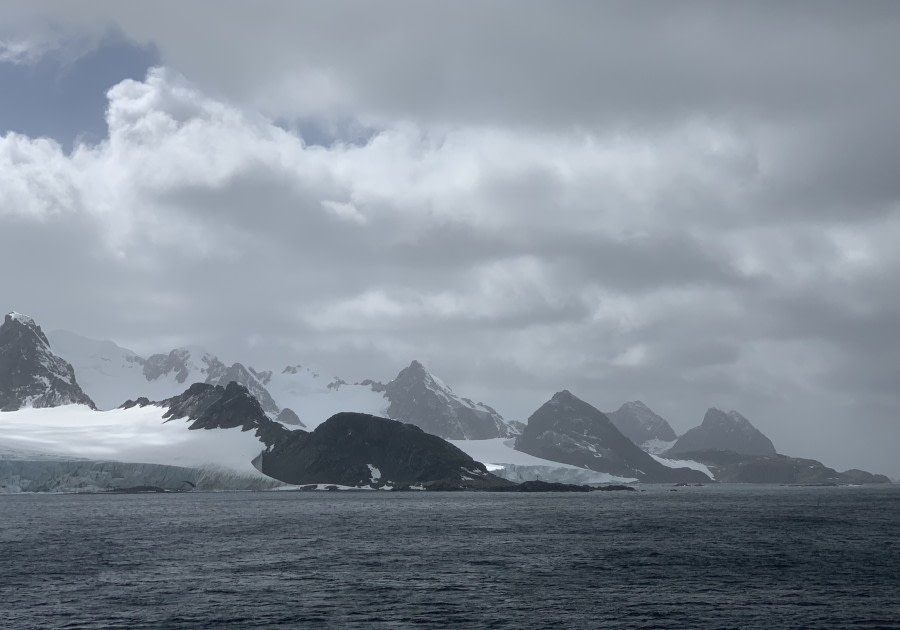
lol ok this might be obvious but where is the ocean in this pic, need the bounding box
[1,486,899,629]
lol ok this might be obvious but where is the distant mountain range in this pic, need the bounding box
[0,311,891,491]
[47,330,520,440]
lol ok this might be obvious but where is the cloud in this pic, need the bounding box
[0,3,898,477]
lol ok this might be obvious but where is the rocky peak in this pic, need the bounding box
[607,400,678,445]
[381,360,520,440]
[206,362,281,418]
[0,312,96,411]
[142,346,225,384]
[515,390,709,483]
[667,407,776,457]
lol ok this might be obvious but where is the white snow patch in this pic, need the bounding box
[649,453,715,480]
[0,404,269,478]
[448,438,583,469]
[367,464,382,482]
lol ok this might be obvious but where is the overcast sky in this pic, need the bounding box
[1,2,898,477]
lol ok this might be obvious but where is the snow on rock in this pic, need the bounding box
[1,314,96,411]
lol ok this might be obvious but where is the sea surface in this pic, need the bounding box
[1,485,899,629]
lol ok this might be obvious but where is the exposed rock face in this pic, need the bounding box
[667,408,776,457]
[143,347,226,384]
[205,362,281,418]
[606,401,678,445]
[258,412,515,490]
[147,381,290,447]
[514,390,710,483]
[275,407,304,427]
[0,313,96,411]
[670,449,892,484]
[378,360,519,439]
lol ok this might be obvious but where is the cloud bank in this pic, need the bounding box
[1,2,898,476]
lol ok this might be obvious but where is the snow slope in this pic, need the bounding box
[263,366,387,428]
[48,330,151,410]
[447,438,637,484]
[0,404,269,478]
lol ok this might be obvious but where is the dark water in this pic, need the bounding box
[1,486,899,629]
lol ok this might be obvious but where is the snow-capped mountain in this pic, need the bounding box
[1,313,95,411]
[376,360,520,439]
[49,331,288,419]
[606,400,678,448]
[667,408,776,457]
[514,390,710,483]
[262,359,520,439]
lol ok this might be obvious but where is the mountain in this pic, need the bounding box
[257,412,514,490]
[375,360,519,439]
[667,449,892,485]
[514,390,710,483]
[667,408,776,457]
[49,331,295,421]
[0,313,95,411]
[46,330,148,410]
[204,362,281,418]
[606,401,678,448]
[263,359,519,438]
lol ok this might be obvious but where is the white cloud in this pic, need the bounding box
[0,59,898,476]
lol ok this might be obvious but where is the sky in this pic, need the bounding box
[1,2,898,477]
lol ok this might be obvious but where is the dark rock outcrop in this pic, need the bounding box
[675,449,892,484]
[258,412,515,490]
[0,312,96,411]
[205,362,281,417]
[667,408,776,457]
[377,360,520,439]
[155,381,290,447]
[514,390,710,483]
[143,347,226,384]
[606,401,677,446]
[275,407,304,427]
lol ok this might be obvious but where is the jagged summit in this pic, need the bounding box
[1,313,95,411]
[667,407,776,457]
[607,400,678,446]
[381,360,520,439]
[515,390,709,483]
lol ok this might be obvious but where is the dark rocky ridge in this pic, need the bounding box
[672,449,892,484]
[374,360,519,440]
[258,412,515,490]
[667,408,776,457]
[606,400,678,445]
[0,313,95,411]
[514,391,710,483]
[122,381,291,448]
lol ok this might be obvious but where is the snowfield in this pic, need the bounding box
[0,404,270,478]
[447,438,637,484]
